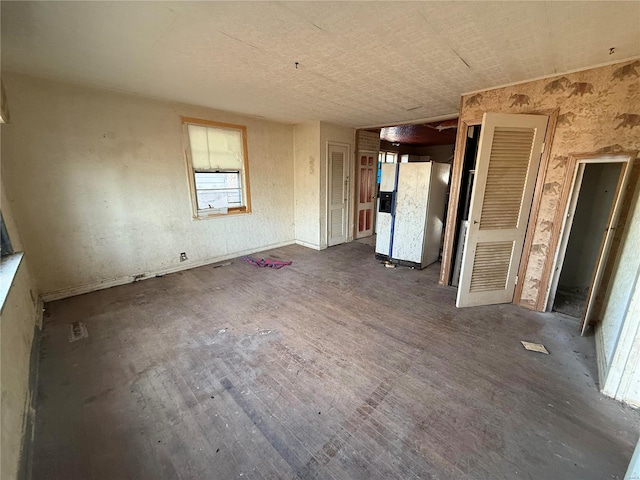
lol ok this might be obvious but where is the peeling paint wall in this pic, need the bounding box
[2,73,295,297]
[459,60,640,308]
[0,259,39,480]
[0,181,40,480]
[293,122,321,249]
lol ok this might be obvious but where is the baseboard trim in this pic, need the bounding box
[41,240,296,302]
[295,240,322,251]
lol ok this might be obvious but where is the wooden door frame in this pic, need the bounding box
[439,114,481,286]
[542,152,637,328]
[535,150,637,313]
[439,108,559,308]
[326,141,351,247]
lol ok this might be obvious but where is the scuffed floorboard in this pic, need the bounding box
[32,242,639,479]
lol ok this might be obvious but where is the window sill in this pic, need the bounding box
[0,252,24,313]
[193,207,251,220]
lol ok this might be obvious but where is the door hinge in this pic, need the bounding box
[541,142,546,153]
[515,275,519,285]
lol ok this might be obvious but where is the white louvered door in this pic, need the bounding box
[328,144,349,247]
[456,113,548,308]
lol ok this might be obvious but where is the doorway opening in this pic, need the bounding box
[450,124,481,286]
[552,163,621,317]
[547,154,633,333]
[355,119,458,256]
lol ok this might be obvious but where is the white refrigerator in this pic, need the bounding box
[375,162,450,269]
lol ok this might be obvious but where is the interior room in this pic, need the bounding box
[2,2,640,480]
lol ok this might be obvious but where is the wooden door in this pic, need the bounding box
[456,113,548,308]
[356,151,376,239]
[328,144,349,247]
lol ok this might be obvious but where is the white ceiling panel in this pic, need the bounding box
[2,1,639,127]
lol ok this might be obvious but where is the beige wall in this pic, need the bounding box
[457,60,640,309]
[2,73,296,298]
[293,121,356,250]
[415,144,455,164]
[0,180,40,480]
[319,122,356,249]
[293,122,321,249]
[0,259,39,480]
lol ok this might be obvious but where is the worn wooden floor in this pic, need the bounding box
[32,242,639,480]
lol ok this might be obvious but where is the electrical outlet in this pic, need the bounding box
[180,252,188,262]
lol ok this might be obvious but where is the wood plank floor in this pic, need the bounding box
[32,242,640,480]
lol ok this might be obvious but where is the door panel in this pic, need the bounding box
[457,113,548,308]
[356,151,376,238]
[328,144,348,246]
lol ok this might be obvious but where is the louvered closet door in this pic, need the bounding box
[456,113,548,308]
[328,144,349,247]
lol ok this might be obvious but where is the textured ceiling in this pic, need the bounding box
[2,1,639,127]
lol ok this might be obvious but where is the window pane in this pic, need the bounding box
[196,189,242,210]
[1,212,13,257]
[195,172,239,189]
[194,172,243,210]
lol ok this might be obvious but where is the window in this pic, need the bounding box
[182,117,251,218]
[0,212,13,257]
[378,151,397,164]
[377,151,398,184]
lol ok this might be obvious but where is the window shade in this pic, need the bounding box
[188,124,244,171]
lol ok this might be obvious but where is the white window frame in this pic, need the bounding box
[182,117,252,219]
[378,151,398,163]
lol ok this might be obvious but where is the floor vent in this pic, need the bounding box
[68,321,88,342]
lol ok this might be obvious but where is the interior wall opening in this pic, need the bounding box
[361,119,457,267]
[551,162,623,319]
[450,124,481,287]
